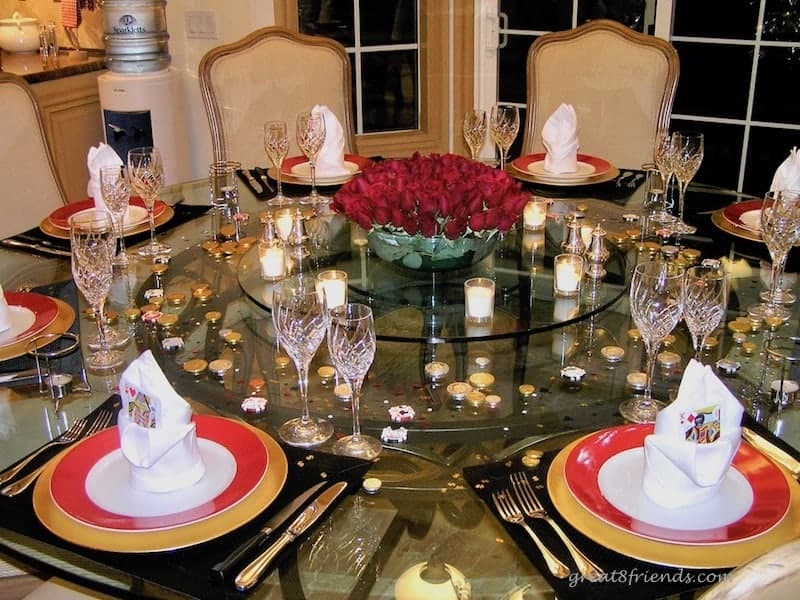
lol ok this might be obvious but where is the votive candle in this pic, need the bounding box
[464,277,495,323]
[258,242,285,280]
[275,209,293,241]
[317,269,348,309]
[554,253,584,297]
[523,197,548,230]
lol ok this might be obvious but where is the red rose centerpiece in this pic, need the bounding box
[331,153,529,271]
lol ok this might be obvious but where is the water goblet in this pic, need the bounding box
[684,264,728,361]
[296,111,327,207]
[69,210,124,370]
[619,261,685,423]
[99,165,131,266]
[272,275,333,446]
[670,131,704,235]
[264,120,290,206]
[489,104,519,171]
[327,303,382,459]
[463,109,487,161]
[127,146,170,256]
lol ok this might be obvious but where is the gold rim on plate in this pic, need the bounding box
[39,206,175,241]
[33,420,288,553]
[0,297,75,362]
[711,209,762,243]
[547,435,800,569]
[508,164,620,187]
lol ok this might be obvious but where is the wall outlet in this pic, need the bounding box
[184,10,218,40]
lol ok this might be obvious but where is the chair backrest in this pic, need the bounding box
[521,19,679,170]
[198,26,357,167]
[0,73,68,238]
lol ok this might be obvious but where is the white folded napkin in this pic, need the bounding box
[770,147,800,192]
[642,359,743,508]
[311,104,350,177]
[116,350,205,493]
[0,285,10,334]
[542,103,580,174]
[86,143,123,210]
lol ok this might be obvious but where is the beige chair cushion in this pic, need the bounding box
[522,19,679,171]
[199,27,357,168]
[0,74,67,238]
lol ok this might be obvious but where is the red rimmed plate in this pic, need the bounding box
[280,154,372,184]
[512,153,612,181]
[0,291,59,351]
[722,199,763,233]
[564,424,791,545]
[48,197,167,230]
[50,415,268,532]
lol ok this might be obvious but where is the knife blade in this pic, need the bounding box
[210,480,327,582]
[1,238,71,258]
[0,368,40,384]
[253,167,275,193]
[240,168,264,195]
[742,427,800,478]
[235,480,348,591]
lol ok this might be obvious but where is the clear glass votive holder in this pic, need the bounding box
[274,208,294,241]
[523,197,548,230]
[464,277,495,323]
[553,253,584,297]
[258,239,286,281]
[209,160,241,241]
[317,269,348,310]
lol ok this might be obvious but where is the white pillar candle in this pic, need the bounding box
[259,244,285,280]
[523,198,548,230]
[464,277,495,323]
[580,225,593,248]
[554,253,584,297]
[317,269,348,309]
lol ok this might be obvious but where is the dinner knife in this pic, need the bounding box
[235,480,348,591]
[210,480,327,582]
[742,427,800,479]
[253,167,275,193]
[0,238,71,258]
[240,168,264,195]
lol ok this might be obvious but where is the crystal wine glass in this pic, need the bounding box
[619,261,685,423]
[264,120,290,206]
[296,111,327,207]
[489,104,520,171]
[99,165,131,266]
[69,210,124,370]
[127,146,170,256]
[463,109,487,161]
[327,303,382,459]
[650,134,676,225]
[684,264,728,361]
[272,275,334,446]
[670,131,704,235]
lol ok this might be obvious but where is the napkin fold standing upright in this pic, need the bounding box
[770,146,800,192]
[311,105,350,177]
[542,103,580,174]
[86,142,123,211]
[642,359,743,509]
[0,285,10,334]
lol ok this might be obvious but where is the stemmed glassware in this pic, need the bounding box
[489,104,520,171]
[69,210,124,370]
[272,275,334,446]
[463,109,487,161]
[619,261,685,423]
[327,303,382,459]
[296,111,327,206]
[127,146,170,256]
[650,134,676,226]
[264,120,290,206]
[99,165,131,266]
[684,264,728,361]
[670,131,704,235]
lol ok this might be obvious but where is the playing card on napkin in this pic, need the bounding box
[86,143,123,209]
[642,359,744,508]
[542,103,579,174]
[770,147,800,192]
[311,104,350,177]
[117,350,205,493]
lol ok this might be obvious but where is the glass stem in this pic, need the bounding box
[350,378,364,441]
[147,203,157,248]
[643,339,658,407]
[296,361,311,424]
[276,168,283,199]
[95,300,109,350]
[677,180,688,222]
[769,254,787,308]
[117,215,127,257]
[309,160,318,201]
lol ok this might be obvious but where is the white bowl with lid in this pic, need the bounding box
[0,12,40,53]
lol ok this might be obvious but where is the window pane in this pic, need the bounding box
[673,0,758,39]
[298,0,355,46]
[763,0,800,42]
[500,0,572,32]
[361,50,418,132]
[753,46,800,124]
[498,34,535,105]
[359,0,416,45]
[744,127,800,195]
[577,0,648,32]
[670,119,743,191]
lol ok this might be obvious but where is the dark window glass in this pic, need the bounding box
[670,119,744,191]
[577,0,647,32]
[498,34,536,105]
[672,42,752,120]
[298,0,355,46]
[744,127,800,196]
[500,0,571,32]
[762,0,800,42]
[359,0,416,46]
[753,46,800,124]
[673,0,758,39]
[360,51,418,133]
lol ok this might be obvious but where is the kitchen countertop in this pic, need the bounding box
[0,48,105,83]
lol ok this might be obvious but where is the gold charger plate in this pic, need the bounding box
[508,164,620,187]
[547,435,800,569]
[711,209,762,243]
[0,297,75,362]
[33,420,288,552]
[39,206,175,241]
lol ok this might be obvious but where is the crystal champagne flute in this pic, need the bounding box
[650,134,677,225]
[264,120,290,206]
[619,261,685,423]
[327,303,382,459]
[99,165,131,266]
[296,111,327,206]
[127,146,170,256]
[670,131,704,235]
[463,109,487,161]
[272,275,334,446]
[684,264,728,361]
[489,104,520,171]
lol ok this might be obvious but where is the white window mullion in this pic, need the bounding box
[352,0,364,136]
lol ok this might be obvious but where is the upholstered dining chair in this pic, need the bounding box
[198,26,357,167]
[521,19,679,171]
[0,73,68,239]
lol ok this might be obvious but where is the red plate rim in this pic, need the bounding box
[721,199,763,231]
[511,153,612,178]
[280,154,373,177]
[48,197,166,230]
[49,415,269,531]
[564,424,791,544]
[0,292,60,349]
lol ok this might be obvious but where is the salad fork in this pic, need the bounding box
[510,472,605,582]
[491,489,570,579]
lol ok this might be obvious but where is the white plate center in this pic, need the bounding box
[0,306,36,344]
[290,160,359,180]
[528,160,596,179]
[739,209,762,231]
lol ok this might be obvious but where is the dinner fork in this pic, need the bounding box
[1,409,114,497]
[510,472,605,582]
[491,490,570,579]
